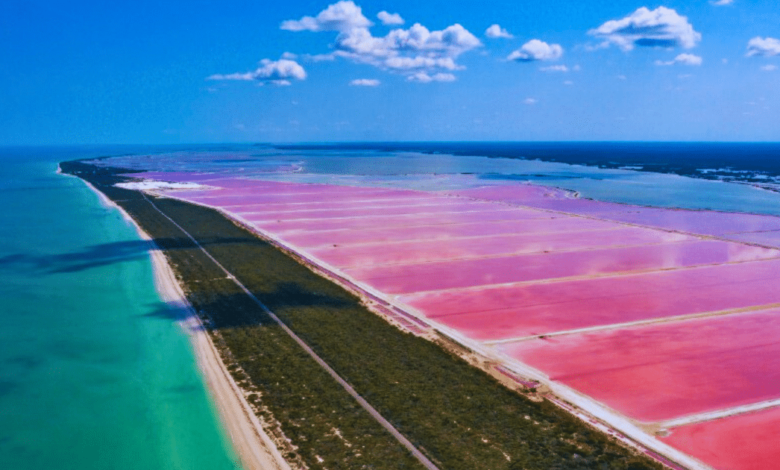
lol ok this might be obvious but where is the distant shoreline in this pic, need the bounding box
[74,173,289,470]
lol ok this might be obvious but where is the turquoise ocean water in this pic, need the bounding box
[0,147,239,470]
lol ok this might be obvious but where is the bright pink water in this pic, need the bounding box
[248,208,579,234]
[661,406,780,470]
[345,240,777,294]
[498,309,780,421]
[402,259,780,338]
[246,206,527,223]
[307,226,690,268]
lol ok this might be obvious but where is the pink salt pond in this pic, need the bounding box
[403,258,780,340]
[308,226,692,269]
[344,240,776,294]
[141,174,780,468]
[661,406,780,470]
[497,309,780,422]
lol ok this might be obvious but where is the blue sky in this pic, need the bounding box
[1,0,779,144]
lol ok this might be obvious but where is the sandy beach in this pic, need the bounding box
[80,177,289,470]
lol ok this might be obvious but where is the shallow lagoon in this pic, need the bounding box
[104,146,780,217]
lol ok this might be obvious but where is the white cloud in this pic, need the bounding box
[540,65,569,72]
[208,59,306,85]
[564,80,574,85]
[305,53,338,62]
[282,4,481,82]
[381,23,481,56]
[508,39,563,62]
[655,53,703,66]
[617,75,627,80]
[281,52,298,59]
[350,78,381,86]
[377,11,404,25]
[524,98,537,105]
[281,1,372,32]
[406,72,457,83]
[485,24,513,39]
[712,0,733,5]
[747,37,780,57]
[384,55,461,70]
[589,7,701,51]
[761,64,778,71]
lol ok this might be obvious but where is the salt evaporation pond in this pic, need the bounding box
[97,145,780,470]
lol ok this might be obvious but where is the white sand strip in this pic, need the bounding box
[659,399,780,430]
[76,177,290,470]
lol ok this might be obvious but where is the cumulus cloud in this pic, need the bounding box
[655,53,703,66]
[282,2,481,83]
[377,11,404,25]
[589,7,701,51]
[485,24,513,39]
[761,64,778,71]
[208,59,306,86]
[747,37,780,57]
[540,65,569,72]
[384,56,461,70]
[712,0,733,5]
[381,23,481,56]
[524,98,537,105]
[406,72,456,83]
[350,78,381,86]
[508,39,563,62]
[281,1,371,32]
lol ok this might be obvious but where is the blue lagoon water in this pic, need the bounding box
[0,147,239,470]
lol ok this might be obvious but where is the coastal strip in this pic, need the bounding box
[69,169,289,470]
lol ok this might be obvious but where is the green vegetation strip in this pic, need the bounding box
[142,190,439,470]
[61,160,664,470]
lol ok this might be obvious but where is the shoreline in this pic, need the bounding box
[76,175,289,470]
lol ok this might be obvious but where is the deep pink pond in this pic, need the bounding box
[345,240,777,294]
[223,196,446,213]
[243,205,526,223]
[233,196,448,212]
[402,259,780,339]
[248,208,593,234]
[661,406,780,470]
[307,226,689,268]
[278,217,582,247]
[185,189,428,206]
[498,309,780,421]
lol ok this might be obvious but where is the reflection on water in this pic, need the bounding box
[97,146,780,218]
